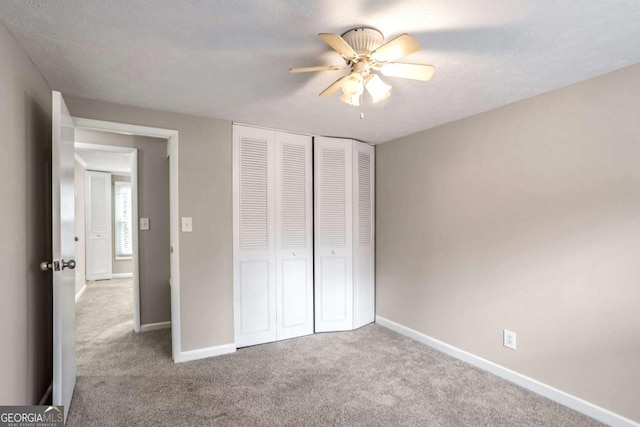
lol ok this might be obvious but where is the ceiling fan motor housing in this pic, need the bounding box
[341,27,384,56]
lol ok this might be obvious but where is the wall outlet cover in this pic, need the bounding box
[140,218,150,231]
[504,329,517,350]
[182,217,193,232]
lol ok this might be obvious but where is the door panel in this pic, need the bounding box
[85,171,112,280]
[52,91,76,421]
[275,132,313,340]
[317,255,350,324]
[314,137,353,332]
[239,260,272,334]
[353,142,375,329]
[233,126,276,347]
[280,259,309,328]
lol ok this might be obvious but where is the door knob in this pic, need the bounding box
[331,250,336,255]
[292,251,297,256]
[61,259,76,270]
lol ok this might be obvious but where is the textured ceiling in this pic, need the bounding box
[1,1,640,144]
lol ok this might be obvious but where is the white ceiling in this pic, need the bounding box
[75,149,132,175]
[1,1,639,144]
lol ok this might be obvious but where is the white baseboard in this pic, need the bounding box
[175,343,236,363]
[111,273,133,279]
[140,321,171,332]
[38,383,52,406]
[75,284,87,303]
[375,316,639,427]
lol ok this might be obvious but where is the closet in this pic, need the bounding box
[233,125,314,347]
[314,137,375,332]
[233,127,375,347]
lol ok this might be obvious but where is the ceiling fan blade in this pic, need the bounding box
[319,33,358,60]
[289,65,345,73]
[319,75,348,97]
[380,63,435,81]
[371,34,420,63]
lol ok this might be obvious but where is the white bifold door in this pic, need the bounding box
[233,125,313,347]
[85,170,112,281]
[315,137,375,332]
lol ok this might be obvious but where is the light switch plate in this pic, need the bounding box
[140,218,150,231]
[182,217,193,232]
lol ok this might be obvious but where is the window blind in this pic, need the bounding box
[114,181,132,258]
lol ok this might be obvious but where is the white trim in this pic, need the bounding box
[38,383,53,406]
[375,316,640,427]
[74,118,177,138]
[168,135,181,363]
[73,117,181,361]
[73,153,88,168]
[74,284,87,303]
[115,256,133,261]
[140,321,171,332]
[175,344,236,363]
[130,149,140,332]
[111,273,133,279]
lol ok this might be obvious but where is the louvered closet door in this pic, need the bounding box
[85,171,112,280]
[275,132,313,340]
[353,141,375,329]
[233,126,277,347]
[314,137,353,332]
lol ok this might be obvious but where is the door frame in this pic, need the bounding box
[72,117,182,361]
[75,142,140,329]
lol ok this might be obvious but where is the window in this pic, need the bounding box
[114,181,132,258]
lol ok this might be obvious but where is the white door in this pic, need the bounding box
[233,126,277,347]
[85,171,112,280]
[314,137,353,332]
[275,131,313,340]
[51,91,76,420]
[353,141,375,329]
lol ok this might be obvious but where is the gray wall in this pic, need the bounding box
[111,174,133,275]
[74,160,86,295]
[0,21,52,404]
[66,98,233,351]
[75,130,171,325]
[376,64,640,422]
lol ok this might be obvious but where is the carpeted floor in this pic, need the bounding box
[68,280,602,426]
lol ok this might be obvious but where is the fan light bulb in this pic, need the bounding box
[340,92,361,107]
[365,74,392,103]
[342,72,364,96]
[339,72,364,107]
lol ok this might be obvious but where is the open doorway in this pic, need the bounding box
[72,128,172,353]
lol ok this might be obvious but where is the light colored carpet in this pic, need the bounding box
[69,281,602,426]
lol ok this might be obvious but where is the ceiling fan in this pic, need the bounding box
[290,27,435,107]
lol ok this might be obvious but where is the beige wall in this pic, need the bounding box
[75,130,171,325]
[74,160,86,295]
[0,21,52,404]
[66,98,233,350]
[111,174,133,276]
[376,64,640,422]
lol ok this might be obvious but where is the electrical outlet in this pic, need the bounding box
[181,217,193,232]
[503,329,517,350]
[140,218,150,231]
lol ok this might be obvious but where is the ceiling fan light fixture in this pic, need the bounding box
[340,92,361,107]
[342,72,364,96]
[294,28,434,107]
[365,74,392,103]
